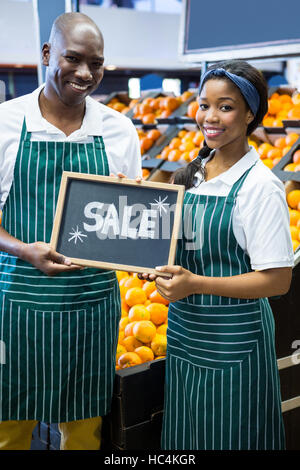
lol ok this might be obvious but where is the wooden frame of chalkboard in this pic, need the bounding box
[50,172,185,276]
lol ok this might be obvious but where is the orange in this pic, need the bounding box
[169,137,182,149]
[293,150,300,164]
[267,148,282,160]
[125,287,147,307]
[161,146,172,160]
[121,298,129,313]
[133,320,157,343]
[285,133,299,146]
[142,168,150,179]
[142,113,156,125]
[289,210,300,226]
[193,131,204,146]
[116,344,127,362]
[118,330,125,346]
[123,335,143,352]
[168,149,181,162]
[119,275,131,286]
[295,164,300,172]
[146,303,168,325]
[134,346,154,363]
[278,94,292,103]
[156,324,167,335]
[149,289,169,305]
[151,334,167,356]
[144,299,151,307]
[119,284,129,299]
[128,304,151,322]
[119,317,130,331]
[121,309,128,318]
[116,270,129,282]
[160,110,172,118]
[282,146,292,156]
[290,226,299,240]
[292,93,300,105]
[287,108,300,120]
[142,281,156,298]
[189,148,201,161]
[139,103,152,115]
[284,163,296,171]
[180,90,193,102]
[124,321,138,337]
[140,136,153,152]
[268,99,281,115]
[274,137,287,149]
[179,141,194,152]
[292,239,300,251]
[187,101,199,119]
[257,143,273,159]
[272,157,282,167]
[262,117,274,127]
[178,129,187,139]
[287,190,300,209]
[262,159,273,169]
[124,276,143,289]
[163,96,180,112]
[147,129,161,141]
[181,151,192,162]
[118,352,142,368]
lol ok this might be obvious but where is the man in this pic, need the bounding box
[0,12,141,450]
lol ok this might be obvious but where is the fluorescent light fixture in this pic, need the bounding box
[128,78,140,99]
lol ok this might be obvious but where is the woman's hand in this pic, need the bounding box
[110,172,142,183]
[154,265,198,302]
[21,242,82,276]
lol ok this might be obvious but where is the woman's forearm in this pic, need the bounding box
[196,267,292,299]
[0,226,27,259]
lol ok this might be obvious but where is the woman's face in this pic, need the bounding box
[196,78,253,150]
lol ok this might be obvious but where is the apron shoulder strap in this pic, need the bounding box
[227,161,257,200]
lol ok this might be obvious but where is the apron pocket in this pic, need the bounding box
[167,300,263,369]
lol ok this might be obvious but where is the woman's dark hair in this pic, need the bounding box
[172,59,268,189]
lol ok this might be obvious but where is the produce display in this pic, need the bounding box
[249,132,300,170]
[155,127,204,162]
[115,271,168,369]
[285,182,300,251]
[132,91,194,124]
[263,91,300,127]
[106,96,138,115]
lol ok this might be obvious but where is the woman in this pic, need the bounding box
[143,60,294,450]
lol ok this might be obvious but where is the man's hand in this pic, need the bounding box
[21,241,82,276]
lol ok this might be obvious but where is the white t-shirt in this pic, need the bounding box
[187,147,294,271]
[0,85,142,210]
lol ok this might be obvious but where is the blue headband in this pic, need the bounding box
[199,68,260,117]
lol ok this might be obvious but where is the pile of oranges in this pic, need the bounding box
[107,97,138,115]
[286,187,300,251]
[133,91,194,125]
[263,92,300,127]
[185,100,199,120]
[137,127,162,156]
[249,132,300,170]
[155,128,204,163]
[116,272,169,369]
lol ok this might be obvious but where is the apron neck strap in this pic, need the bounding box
[20,118,31,142]
[227,162,257,199]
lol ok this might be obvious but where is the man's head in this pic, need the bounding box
[42,13,104,106]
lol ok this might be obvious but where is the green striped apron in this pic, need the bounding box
[161,165,285,450]
[0,119,121,423]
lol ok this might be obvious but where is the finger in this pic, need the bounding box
[155,276,170,289]
[136,176,143,183]
[109,172,116,177]
[117,172,126,178]
[155,265,180,275]
[49,250,71,266]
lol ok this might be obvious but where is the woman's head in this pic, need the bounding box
[172,60,268,189]
[197,60,268,137]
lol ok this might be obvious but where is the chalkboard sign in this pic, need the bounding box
[179,0,300,62]
[50,172,185,275]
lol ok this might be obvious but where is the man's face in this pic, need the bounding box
[43,22,104,106]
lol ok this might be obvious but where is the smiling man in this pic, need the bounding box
[0,12,141,450]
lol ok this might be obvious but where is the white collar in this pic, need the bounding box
[25,84,103,137]
[200,146,260,186]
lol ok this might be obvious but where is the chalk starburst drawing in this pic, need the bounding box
[68,226,88,244]
[150,195,169,216]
